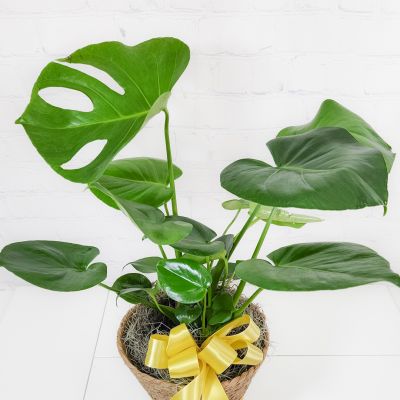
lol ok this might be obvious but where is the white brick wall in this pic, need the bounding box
[1,0,400,286]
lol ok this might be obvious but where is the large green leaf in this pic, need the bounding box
[16,38,190,183]
[236,242,400,291]
[91,184,192,245]
[112,273,152,304]
[169,216,226,257]
[157,258,212,304]
[0,241,107,291]
[221,128,388,210]
[278,99,395,171]
[90,157,182,208]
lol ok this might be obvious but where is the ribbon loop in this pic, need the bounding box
[145,316,264,400]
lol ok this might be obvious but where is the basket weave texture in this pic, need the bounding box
[117,306,269,400]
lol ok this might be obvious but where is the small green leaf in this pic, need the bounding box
[0,241,107,291]
[157,258,212,304]
[208,293,234,325]
[236,242,400,291]
[127,257,162,273]
[174,303,202,324]
[222,199,250,210]
[169,216,226,257]
[113,273,152,304]
[90,157,182,208]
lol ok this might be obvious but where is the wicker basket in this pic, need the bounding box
[117,306,269,400]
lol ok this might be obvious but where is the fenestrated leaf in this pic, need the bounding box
[113,273,152,304]
[168,216,226,257]
[0,241,107,291]
[236,242,400,291]
[127,257,162,273]
[208,293,234,325]
[221,128,388,210]
[91,184,192,245]
[16,38,190,183]
[174,303,202,324]
[278,99,395,171]
[157,258,212,304]
[90,157,182,208]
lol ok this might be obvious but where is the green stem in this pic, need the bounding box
[99,282,117,293]
[163,109,178,216]
[229,205,260,260]
[207,260,212,305]
[233,288,263,318]
[202,296,207,335]
[158,245,167,259]
[222,209,241,235]
[233,208,276,306]
[164,203,170,216]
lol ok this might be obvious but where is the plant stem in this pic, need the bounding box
[202,296,207,335]
[164,203,170,216]
[163,109,178,216]
[207,260,212,305]
[99,282,117,293]
[158,245,167,259]
[229,205,260,260]
[222,209,241,235]
[233,208,276,306]
[233,288,263,318]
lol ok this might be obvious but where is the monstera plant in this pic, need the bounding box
[1,37,399,399]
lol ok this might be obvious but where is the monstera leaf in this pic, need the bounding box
[168,216,226,257]
[90,157,182,208]
[278,99,395,171]
[91,183,192,245]
[221,127,388,210]
[0,241,107,291]
[16,38,190,183]
[222,199,322,228]
[236,242,400,291]
[157,258,212,304]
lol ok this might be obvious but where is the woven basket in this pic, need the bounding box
[117,306,269,400]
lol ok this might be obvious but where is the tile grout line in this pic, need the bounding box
[82,291,110,400]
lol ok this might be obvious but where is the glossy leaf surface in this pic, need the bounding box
[278,99,395,171]
[113,273,152,304]
[174,303,202,324]
[157,258,212,304]
[90,157,182,208]
[221,128,388,210]
[16,38,190,183]
[236,242,400,291]
[0,241,106,291]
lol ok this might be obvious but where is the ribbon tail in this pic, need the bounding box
[202,369,228,400]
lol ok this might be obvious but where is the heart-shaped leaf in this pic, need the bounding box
[208,293,234,325]
[168,216,226,257]
[157,258,212,304]
[127,257,162,273]
[236,242,400,291]
[174,303,202,324]
[0,241,107,291]
[90,157,182,208]
[221,127,388,210]
[278,99,395,171]
[112,273,152,304]
[91,184,192,245]
[16,38,190,183]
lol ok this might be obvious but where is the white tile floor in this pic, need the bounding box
[0,283,400,400]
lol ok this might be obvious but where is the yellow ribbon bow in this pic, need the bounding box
[145,315,264,400]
